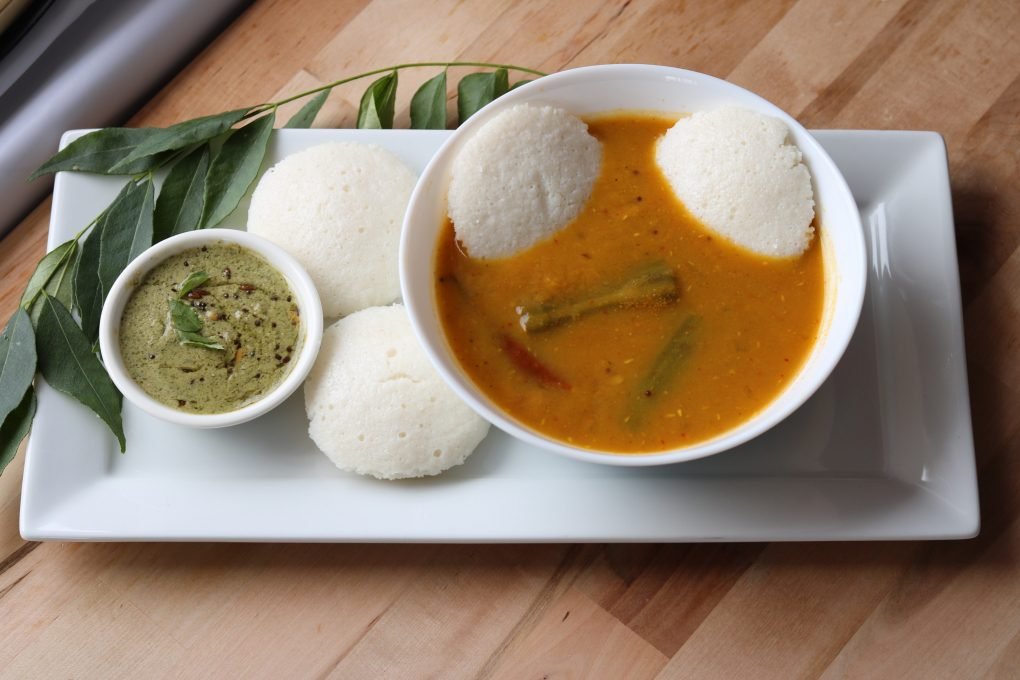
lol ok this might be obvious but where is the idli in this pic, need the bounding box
[248,142,417,318]
[304,304,490,480]
[656,107,815,258]
[448,103,601,259]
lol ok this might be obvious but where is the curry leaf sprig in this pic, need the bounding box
[0,61,544,473]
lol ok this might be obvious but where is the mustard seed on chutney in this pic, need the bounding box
[118,243,301,414]
[434,114,825,452]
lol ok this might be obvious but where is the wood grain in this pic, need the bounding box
[2,0,1018,677]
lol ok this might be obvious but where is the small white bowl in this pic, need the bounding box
[401,64,867,466]
[99,229,323,428]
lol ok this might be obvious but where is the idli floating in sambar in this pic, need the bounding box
[248,142,417,319]
[435,106,825,452]
[656,107,815,258]
[448,103,601,259]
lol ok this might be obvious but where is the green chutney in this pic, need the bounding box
[119,243,301,414]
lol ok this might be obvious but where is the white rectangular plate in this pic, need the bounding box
[20,129,979,542]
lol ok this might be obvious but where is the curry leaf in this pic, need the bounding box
[510,78,534,90]
[30,128,170,179]
[177,330,224,351]
[35,294,125,452]
[20,239,77,309]
[357,72,398,129]
[74,220,105,343]
[75,177,152,344]
[0,385,35,475]
[153,144,210,242]
[457,68,509,123]
[49,242,78,312]
[0,309,36,430]
[200,110,275,228]
[410,72,448,130]
[177,271,209,299]
[28,242,78,326]
[284,89,330,128]
[98,178,155,301]
[112,107,253,172]
[170,285,222,350]
[170,299,203,333]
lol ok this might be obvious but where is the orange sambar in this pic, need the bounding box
[435,114,825,452]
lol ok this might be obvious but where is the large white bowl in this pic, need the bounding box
[99,228,323,428]
[400,64,867,466]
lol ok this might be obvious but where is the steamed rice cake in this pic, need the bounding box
[448,103,601,259]
[247,142,417,318]
[655,107,815,258]
[304,304,490,480]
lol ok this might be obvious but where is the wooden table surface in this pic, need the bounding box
[2,0,1019,677]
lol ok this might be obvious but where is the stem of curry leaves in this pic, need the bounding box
[268,61,546,110]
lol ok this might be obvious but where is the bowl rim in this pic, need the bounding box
[401,63,867,466]
[98,228,324,429]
